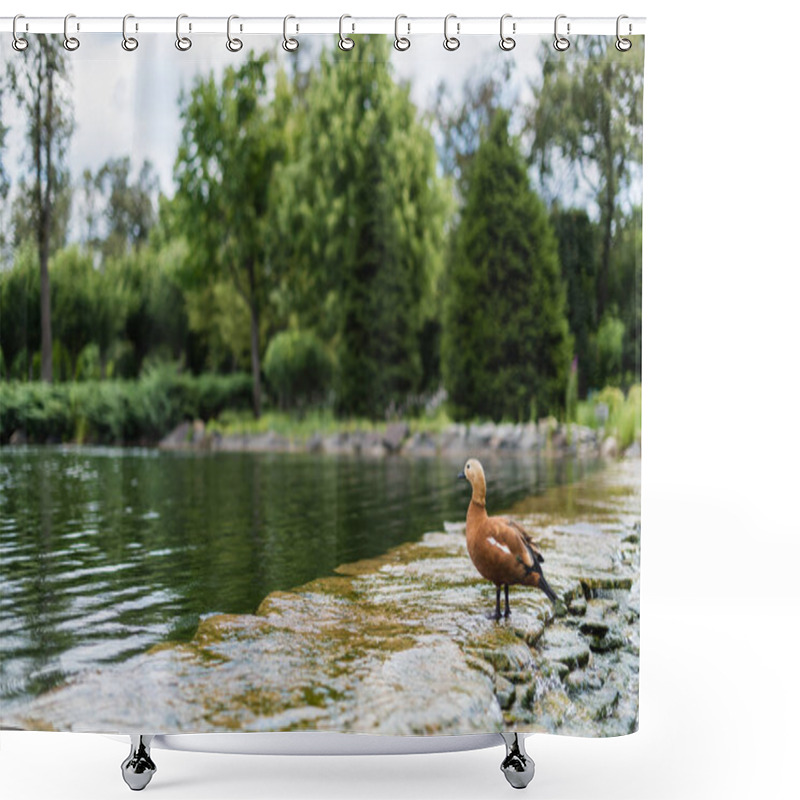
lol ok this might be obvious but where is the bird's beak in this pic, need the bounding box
[457,472,466,480]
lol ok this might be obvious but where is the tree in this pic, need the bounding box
[0,78,9,249]
[86,157,159,260]
[0,242,40,379]
[433,58,515,187]
[49,247,129,378]
[551,206,599,394]
[7,35,74,383]
[442,110,572,422]
[528,38,644,320]
[280,36,450,418]
[172,51,293,417]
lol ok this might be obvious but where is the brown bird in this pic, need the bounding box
[458,458,558,619]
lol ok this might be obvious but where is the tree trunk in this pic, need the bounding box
[246,258,261,418]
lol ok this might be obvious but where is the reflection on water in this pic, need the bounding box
[0,446,599,706]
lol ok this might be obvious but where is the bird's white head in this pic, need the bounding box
[458,458,487,505]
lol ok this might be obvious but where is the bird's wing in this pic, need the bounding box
[497,517,545,563]
[484,518,544,577]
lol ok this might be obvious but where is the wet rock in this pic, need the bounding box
[568,597,587,616]
[494,676,516,710]
[480,642,534,673]
[466,422,495,447]
[564,669,603,692]
[403,431,438,455]
[545,645,591,672]
[588,628,627,653]
[624,441,641,459]
[601,436,618,459]
[382,423,410,454]
[158,421,193,450]
[306,434,323,453]
[584,686,620,721]
[579,620,610,638]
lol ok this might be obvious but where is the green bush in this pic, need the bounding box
[263,330,333,410]
[0,371,254,445]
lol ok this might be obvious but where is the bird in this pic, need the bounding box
[458,458,558,619]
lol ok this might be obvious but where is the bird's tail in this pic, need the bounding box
[537,574,559,604]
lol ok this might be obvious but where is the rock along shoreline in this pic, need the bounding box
[160,418,640,461]
[10,461,640,738]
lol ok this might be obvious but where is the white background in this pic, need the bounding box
[2,1,799,798]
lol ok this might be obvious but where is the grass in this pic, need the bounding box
[574,384,641,450]
[207,404,456,441]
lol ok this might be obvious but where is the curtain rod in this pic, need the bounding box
[0,16,646,38]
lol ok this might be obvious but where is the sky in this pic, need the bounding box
[0,32,638,247]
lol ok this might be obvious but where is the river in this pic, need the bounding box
[0,446,601,710]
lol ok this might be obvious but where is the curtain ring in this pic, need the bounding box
[12,14,29,51]
[63,14,80,51]
[121,14,138,51]
[443,14,460,51]
[282,15,299,51]
[338,14,354,51]
[499,14,515,51]
[553,14,570,51]
[226,15,243,52]
[176,13,192,51]
[615,15,632,52]
[394,14,410,51]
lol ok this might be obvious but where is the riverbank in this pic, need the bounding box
[160,417,640,460]
[9,460,640,737]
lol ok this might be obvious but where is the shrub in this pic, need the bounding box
[0,371,254,445]
[263,330,333,410]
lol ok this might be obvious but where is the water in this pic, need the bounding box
[0,446,599,708]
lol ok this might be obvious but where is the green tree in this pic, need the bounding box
[608,206,642,384]
[442,110,572,422]
[7,35,74,383]
[551,206,599,394]
[112,241,190,376]
[433,58,515,187]
[50,247,129,378]
[263,329,334,410]
[0,242,40,379]
[171,51,294,417]
[0,78,9,252]
[528,38,643,320]
[86,157,159,260]
[280,36,450,417]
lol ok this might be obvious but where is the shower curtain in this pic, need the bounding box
[0,25,643,739]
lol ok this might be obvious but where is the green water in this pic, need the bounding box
[0,447,598,708]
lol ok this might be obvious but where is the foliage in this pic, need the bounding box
[551,206,600,393]
[81,157,159,260]
[49,247,130,377]
[442,110,572,422]
[112,241,191,376]
[575,384,641,450]
[529,37,644,320]
[609,206,642,384]
[433,56,516,187]
[279,36,451,418]
[0,370,253,445]
[6,34,75,382]
[171,50,295,416]
[263,329,333,410]
[0,241,40,379]
[593,313,626,388]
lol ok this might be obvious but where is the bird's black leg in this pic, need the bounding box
[504,584,511,617]
[494,585,502,620]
